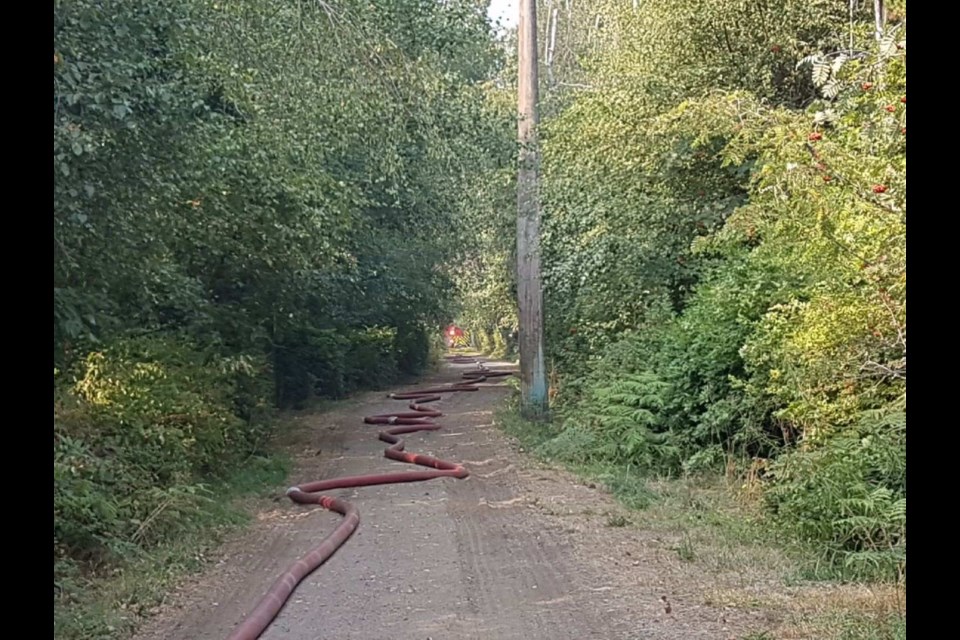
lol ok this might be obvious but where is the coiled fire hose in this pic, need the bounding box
[225,355,513,640]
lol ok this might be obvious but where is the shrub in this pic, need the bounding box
[764,404,906,578]
[393,324,430,377]
[346,326,399,389]
[478,328,494,355]
[491,326,508,358]
[54,335,270,565]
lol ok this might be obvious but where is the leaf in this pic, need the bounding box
[821,80,841,100]
[812,60,831,87]
[879,33,898,58]
[831,54,848,75]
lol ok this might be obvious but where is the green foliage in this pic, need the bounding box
[451,166,519,350]
[477,328,495,355]
[54,0,511,375]
[564,371,679,472]
[537,0,866,366]
[272,325,416,408]
[834,612,906,640]
[54,336,271,564]
[394,324,432,376]
[765,405,906,579]
[490,326,512,359]
[54,454,288,640]
[532,0,906,577]
[535,425,599,464]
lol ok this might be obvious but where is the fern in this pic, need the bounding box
[812,58,832,86]
[878,32,899,58]
[830,53,849,74]
[821,80,841,99]
[764,403,905,577]
[559,371,681,472]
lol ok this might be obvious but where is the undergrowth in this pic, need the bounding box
[485,0,907,611]
[54,454,289,640]
[497,401,659,511]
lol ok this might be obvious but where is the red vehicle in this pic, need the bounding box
[444,324,466,348]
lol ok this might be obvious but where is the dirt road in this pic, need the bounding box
[134,359,771,640]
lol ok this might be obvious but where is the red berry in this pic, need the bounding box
[872,184,887,194]
[822,175,831,182]
[901,127,906,135]
[861,82,873,91]
[770,45,781,53]
[808,132,822,141]
[885,105,896,113]
[900,96,906,103]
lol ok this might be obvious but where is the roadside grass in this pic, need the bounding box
[54,452,291,640]
[495,405,905,640]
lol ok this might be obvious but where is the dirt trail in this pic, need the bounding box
[134,359,772,640]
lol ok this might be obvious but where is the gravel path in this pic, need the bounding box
[133,359,772,640]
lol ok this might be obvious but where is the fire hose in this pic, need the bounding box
[225,355,513,640]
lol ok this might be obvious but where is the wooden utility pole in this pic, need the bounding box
[517,0,549,418]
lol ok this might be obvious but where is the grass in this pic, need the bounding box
[495,404,906,640]
[713,584,906,640]
[605,514,630,527]
[53,453,291,640]
[497,405,659,510]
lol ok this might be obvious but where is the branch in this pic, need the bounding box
[877,289,906,350]
[860,359,905,380]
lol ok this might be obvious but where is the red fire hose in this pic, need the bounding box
[224,356,513,640]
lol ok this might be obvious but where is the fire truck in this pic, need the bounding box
[444,324,467,348]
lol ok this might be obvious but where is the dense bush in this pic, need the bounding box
[394,324,432,376]
[765,404,906,578]
[54,336,271,563]
[271,326,411,408]
[491,326,509,358]
[54,0,511,381]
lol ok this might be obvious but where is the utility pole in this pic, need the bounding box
[517,0,548,419]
